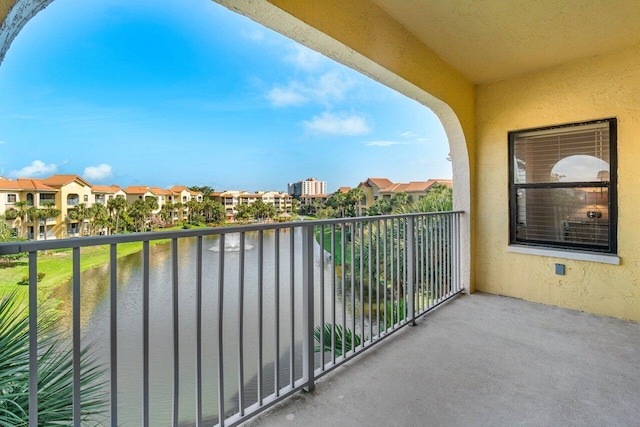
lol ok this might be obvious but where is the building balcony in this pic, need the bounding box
[249,291,640,426]
[0,212,459,425]
[1,211,637,426]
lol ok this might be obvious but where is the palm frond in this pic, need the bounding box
[314,323,363,357]
[0,291,107,426]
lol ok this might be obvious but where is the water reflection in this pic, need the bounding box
[52,229,357,426]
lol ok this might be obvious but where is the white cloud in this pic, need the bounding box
[0,140,6,144]
[364,140,401,147]
[266,84,307,107]
[304,112,369,136]
[83,164,112,181]
[267,71,354,108]
[401,131,417,138]
[285,44,324,70]
[240,28,264,42]
[312,71,353,105]
[10,160,57,177]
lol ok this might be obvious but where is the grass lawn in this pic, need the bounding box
[315,226,352,266]
[0,235,182,306]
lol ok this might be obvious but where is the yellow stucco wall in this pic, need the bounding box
[0,1,12,22]
[475,42,640,321]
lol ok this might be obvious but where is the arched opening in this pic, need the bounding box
[0,0,472,290]
[0,1,473,425]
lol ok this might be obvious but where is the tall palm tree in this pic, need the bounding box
[347,188,366,217]
[106,196,127,234]
[13,200,29,239]
[26,206,42,240]
[40,201,60,240]
[88,203,109,235]
[71,203,91,236]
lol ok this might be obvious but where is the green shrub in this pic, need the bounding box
[314,323,363,357]
[0,291,107,425]
[17,272,45,286]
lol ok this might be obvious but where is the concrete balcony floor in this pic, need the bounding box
[247,293,640,427]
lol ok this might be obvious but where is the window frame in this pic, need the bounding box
[508,118,618,254]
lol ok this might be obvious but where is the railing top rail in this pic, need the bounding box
[0,210,464,254]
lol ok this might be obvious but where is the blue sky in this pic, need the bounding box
[0,0,451,193]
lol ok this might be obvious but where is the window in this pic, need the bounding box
[40,193,56,204]
[67,194,79,206]
[509,118,617,253]
[7,194,16,203]
[84,194,89,202]
[68,222,79,235]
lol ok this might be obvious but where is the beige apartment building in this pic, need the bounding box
[1,175,295,239]
[1,176,210,240]
[212,190,293,220]
[358,177,453,211]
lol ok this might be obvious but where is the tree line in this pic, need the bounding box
[303,183,453,218]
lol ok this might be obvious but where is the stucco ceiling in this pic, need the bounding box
[371,0,640,84]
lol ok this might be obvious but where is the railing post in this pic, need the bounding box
[302,225,315,392]
[28,251,38,427]
[407,217,416,326]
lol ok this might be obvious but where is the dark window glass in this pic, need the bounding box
[509,119,616,253]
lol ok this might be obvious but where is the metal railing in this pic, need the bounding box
[0,211,463,427]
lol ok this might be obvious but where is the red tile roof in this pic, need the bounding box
[42,174,92,187]
[366,178,394,189]
[124,186,153,195]
[0,178,57,191]
[92,185,119,194]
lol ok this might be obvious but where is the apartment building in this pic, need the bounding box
[91,185,126,205]
[0,178,59,239]
[0,175,214,240]
[358,177,453,210]
[212,190,293,220]
[287,177,326,198]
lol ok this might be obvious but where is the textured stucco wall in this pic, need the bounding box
[0,1,13,21]
[476,42,640,320]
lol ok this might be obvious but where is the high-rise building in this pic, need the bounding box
[287,178,326,198]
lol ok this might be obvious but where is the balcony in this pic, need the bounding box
[0,212,461,426]
[249,292,640,426]
[1,211,637,426]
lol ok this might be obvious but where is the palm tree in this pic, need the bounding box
[0,291,107,425]
[129,199,152,232]
[13,200,29,239]
[40,201,60,240]
[107,197,127,234]
[26,206,42,240]
[326,191,347,218]
[347,187,366,217]
[185,199,199,222]
[412,184,453,212]
[390,192,411,212]
[88,203,110,235]
[70,203,91,236]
